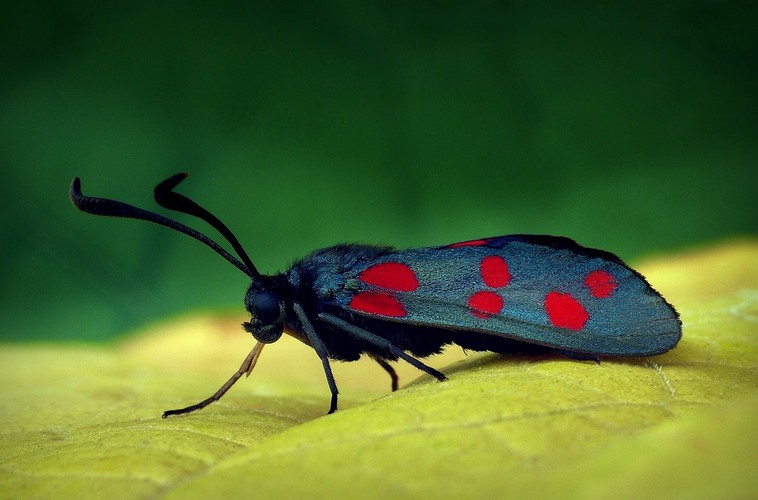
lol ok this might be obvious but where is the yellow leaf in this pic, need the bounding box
[1,239,757,498]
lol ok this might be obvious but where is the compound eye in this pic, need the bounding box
[252,292,281,325]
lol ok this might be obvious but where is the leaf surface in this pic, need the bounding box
[1,239,757,498]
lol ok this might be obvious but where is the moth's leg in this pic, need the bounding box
[318,313,447,382]
[372,357,399,392]
[162,341,265,418]
[293,303,340,414]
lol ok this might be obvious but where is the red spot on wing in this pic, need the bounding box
[584,270,617,299]
[359,262,419,292]
[545,291,589,331]
[468,291,504,319]
[350,292,407,317]
[480,255,510,288]
[448,239,488,248]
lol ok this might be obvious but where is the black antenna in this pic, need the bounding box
[153,173,260,279]
[70,177,255,279]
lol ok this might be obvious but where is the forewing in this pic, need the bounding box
[336,236,681,356]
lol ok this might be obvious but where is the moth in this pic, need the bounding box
[70,174,681,417]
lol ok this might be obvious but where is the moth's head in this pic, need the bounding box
[243,283,285,344]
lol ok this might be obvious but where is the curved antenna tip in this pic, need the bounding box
[162,172,189,186]
[70,177,83,205]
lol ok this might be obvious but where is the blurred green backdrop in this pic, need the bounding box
[1,2,755,342]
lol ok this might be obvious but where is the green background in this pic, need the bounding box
[1,2,755,342]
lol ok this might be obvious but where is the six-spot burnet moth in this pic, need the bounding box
[70,173,682,417]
